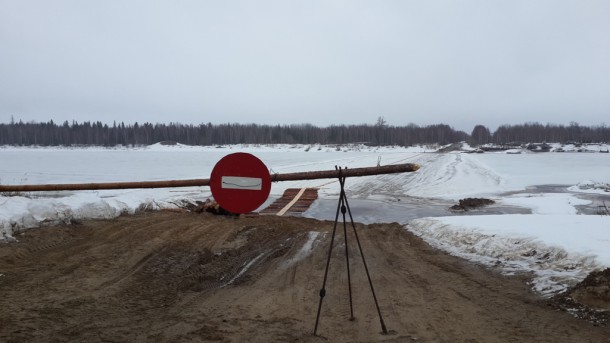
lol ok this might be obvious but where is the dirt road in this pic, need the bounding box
[0,212,608,342]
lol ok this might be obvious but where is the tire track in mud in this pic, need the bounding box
[93,219,305,313]
[0,213,321,342]
[0,226,80,261]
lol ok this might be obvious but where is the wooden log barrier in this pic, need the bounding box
[0,163,419,192]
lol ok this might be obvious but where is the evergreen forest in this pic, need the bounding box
[0,119,608,147]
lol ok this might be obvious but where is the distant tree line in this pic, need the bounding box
[470,122,610,145]
[2,119,608,147]
[0,119,468,146]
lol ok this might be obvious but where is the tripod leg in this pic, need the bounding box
[343,186,388,334]
[340,177,355,321]
[313,170,344,335]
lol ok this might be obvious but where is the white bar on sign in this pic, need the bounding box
[221,176,263,190]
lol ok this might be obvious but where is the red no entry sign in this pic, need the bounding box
[210,153,272,214]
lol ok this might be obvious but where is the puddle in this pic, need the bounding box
[302,196,529,224]
[300,183,610,224]
[502,184,572,195]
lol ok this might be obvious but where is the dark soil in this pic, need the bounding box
[571,268,610,309]
[450,198,495,211]
[551,268,610,327]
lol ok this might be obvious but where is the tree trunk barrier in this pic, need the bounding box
[0,163,419,193]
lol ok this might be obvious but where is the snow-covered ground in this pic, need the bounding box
[1,143,609,295]
[0,143,430,239]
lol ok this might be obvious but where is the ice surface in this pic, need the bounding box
[499,193,591,215]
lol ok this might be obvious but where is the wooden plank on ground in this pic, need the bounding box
[260,188,319,216]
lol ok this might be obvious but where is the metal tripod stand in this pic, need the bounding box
[313,166,388,336]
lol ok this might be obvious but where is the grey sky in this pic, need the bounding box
[1,0,609,132]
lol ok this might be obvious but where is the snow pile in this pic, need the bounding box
[458,142,477,152]
[397,153,504,200]
[408,215,610,296]
[569,180,610,194]
[474,143,610,153]
[504,148,523,154]
[559,143,610,153]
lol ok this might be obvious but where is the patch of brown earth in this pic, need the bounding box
[550,268,610,327]
[0,212,608,342]
[450,198,495,211]
[571,268,610,310]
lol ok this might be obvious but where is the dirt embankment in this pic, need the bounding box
[0,212,608,342]
[570,268,610,310]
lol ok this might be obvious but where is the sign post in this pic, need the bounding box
[209,152,272,214]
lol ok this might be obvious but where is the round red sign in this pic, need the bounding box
[210,153,271,214]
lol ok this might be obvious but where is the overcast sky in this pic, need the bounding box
[1,1,609,132]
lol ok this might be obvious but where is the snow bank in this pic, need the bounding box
[569,180,610,194]
[398,153,504,199]
[408,215,610,296]
[0,189,210,242]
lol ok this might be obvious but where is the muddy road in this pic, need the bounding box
[0,212,608,342]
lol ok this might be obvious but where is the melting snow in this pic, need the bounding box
[283,231,320,267]
[409,215,610,295]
